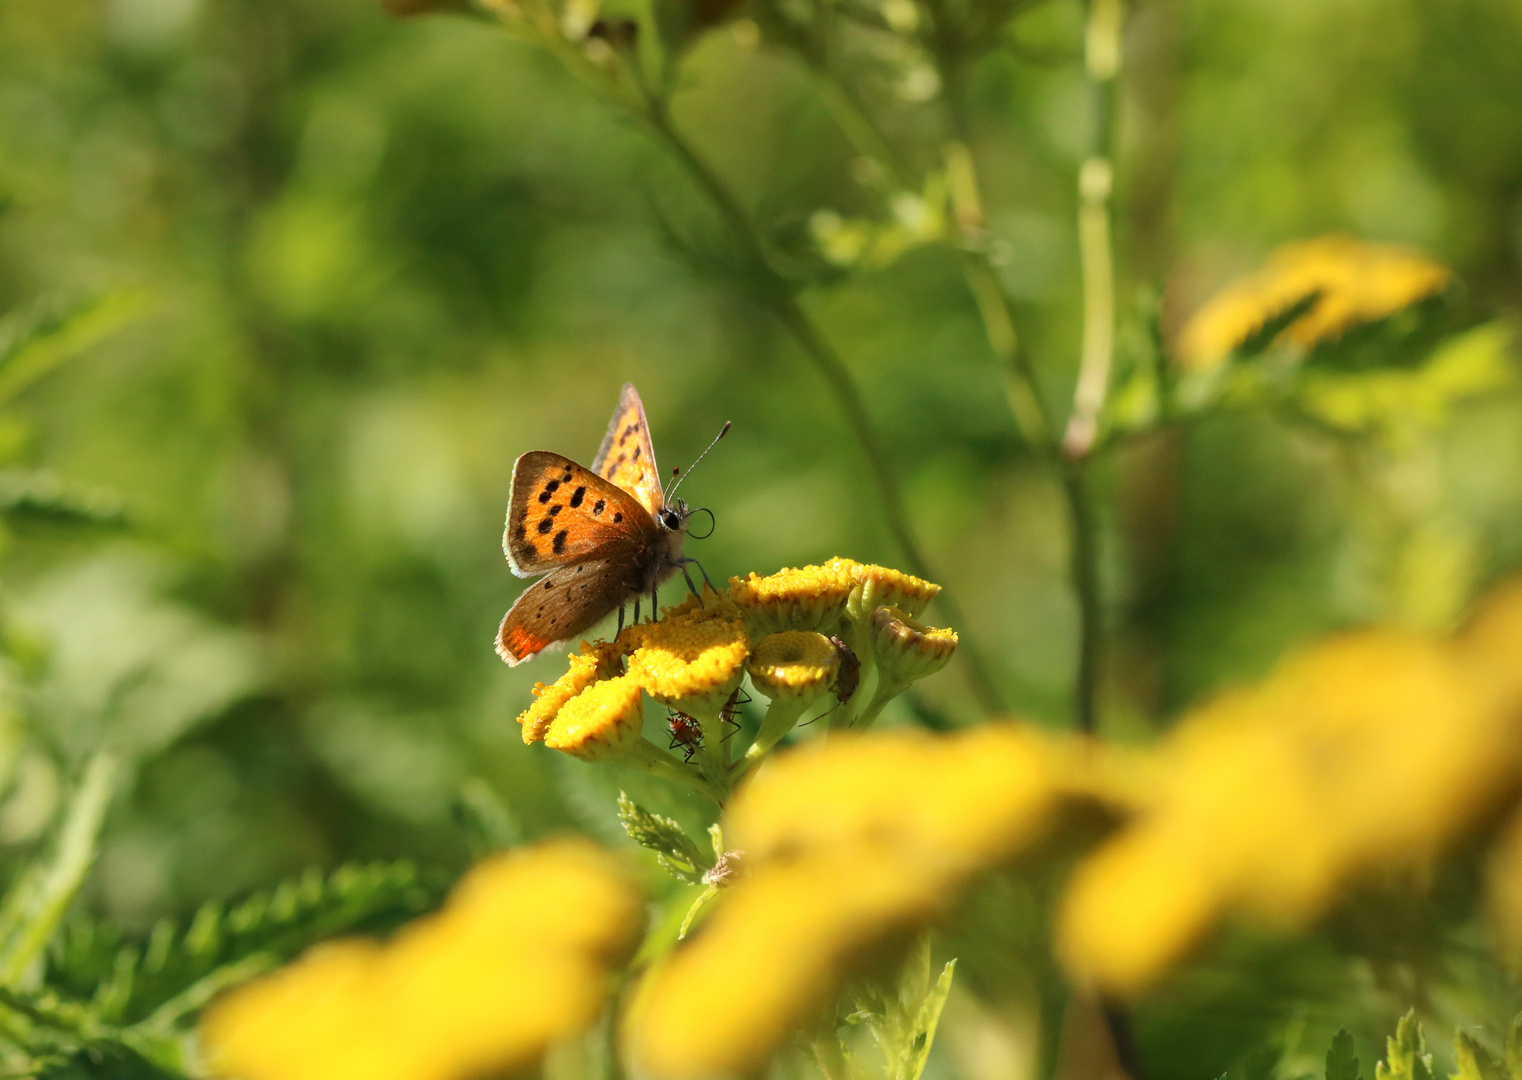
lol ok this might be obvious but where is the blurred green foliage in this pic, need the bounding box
[0,0,1520,1075]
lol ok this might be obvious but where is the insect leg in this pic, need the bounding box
[633,598,641,624]
[679,557,714,591]
[618,604,625,635]
[677,562,702,601]
[650,581,658,623]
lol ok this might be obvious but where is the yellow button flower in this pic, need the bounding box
[1057,629,1515,996]
[1178,235,1450,372]
[517,640,625,745]
[542,674,645,762]
[727,560,860,636]
[201,840,643,1080]
[746,630,840,705]
[844,563,940,623]
[623,608,749,719]
[625,725,1087,1080]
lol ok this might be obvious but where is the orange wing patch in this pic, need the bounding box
[591,382,664,516]
[503,452,654,577]
[496,560,638,665]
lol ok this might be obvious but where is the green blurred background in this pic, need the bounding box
[0,0,1521,1072]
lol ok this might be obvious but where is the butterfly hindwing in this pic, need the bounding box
[496,560,636,665]
[591,382,665,516]
[504,451,655,578]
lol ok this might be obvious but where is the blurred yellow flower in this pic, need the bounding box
[1178,235,1451,371]
[1058,629,1520,996]
[517,640,625,744]
[625,725,1090,1079]
[746,630,840,703]
[622,608,749,718]
[543,673,646,761]
[201,840,643,1080]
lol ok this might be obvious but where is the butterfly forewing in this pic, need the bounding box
[504,451,655,577]
[496,560,635,666]
[591,383,665,516]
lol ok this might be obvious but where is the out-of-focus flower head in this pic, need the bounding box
[624,725,1097,1079]
[746,630,840,707]
[542,673,646,761]
[622,607,749,719]
[201,840,643,1080]
[1178,235,1451,372]
[517,640,625,745]
[1058,629,1522,996]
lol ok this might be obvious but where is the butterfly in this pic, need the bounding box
[495,383,726,666]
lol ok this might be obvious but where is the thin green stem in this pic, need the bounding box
[626,739,723,802]
[644,102,1009,717]
[1060,462,1102,735]
[741,697,809,765]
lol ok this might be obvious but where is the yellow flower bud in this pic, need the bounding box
[868,605,957,687]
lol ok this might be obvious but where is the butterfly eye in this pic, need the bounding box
[659,508,682,530]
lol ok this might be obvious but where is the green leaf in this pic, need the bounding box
[1453,1033,1506,1080]
[897,958,955,1080]
[34,1041,183,1080]
[0,752,119,987]
[0,472,130,531]
[1504,1013,1522,1080]
[47,861,439,1027]
[0,291,152,409]
[616,791,712,885]
[1376,1010,1434,1080]
[1328,1028,1362,1080]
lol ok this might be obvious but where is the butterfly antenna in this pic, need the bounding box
[666,421,731,501]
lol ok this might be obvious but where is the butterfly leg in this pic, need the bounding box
[618,604,625,635]
[678,562,700,605]
[633,598,641,625]
[650,581,659,623]
[678,557,714,591]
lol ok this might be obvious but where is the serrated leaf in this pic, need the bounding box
[616,791,711,884]
[46,860,439,1026]
[1377,1010,1434,1080]
[0,472,129,531]
[896,958,955,1080]
[0,751,118,987]
[1453,1033,1506,1080]
[1328,1028,1362,1080]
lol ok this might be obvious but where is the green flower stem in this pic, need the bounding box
[741,696,811,766]
[626,738,723,803]
[854,674,911,730]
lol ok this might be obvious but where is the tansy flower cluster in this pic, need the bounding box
[1178,235,1451,372]
[623,724,1112,1080]
[199,840,643,1080]
[1059,578,1522,996]
[513,559,955,802]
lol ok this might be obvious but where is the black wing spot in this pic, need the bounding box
[624,422,639,438]
[576,565,585,573]
[545,480,560,495]
[632,445,641,463]
[613,512,623,523]
[537,519,553,535]
[553,529,569,555]
[550,505,563,517]
[562,468,573,482]
[594,499,606,515]
[569,486,586,508]
[544,581,554,590]
[538,490,552,504]
[537,606,544,617]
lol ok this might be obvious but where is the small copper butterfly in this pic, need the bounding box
[496,383,726,666]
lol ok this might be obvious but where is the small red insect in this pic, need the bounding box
[667,713,705,762]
